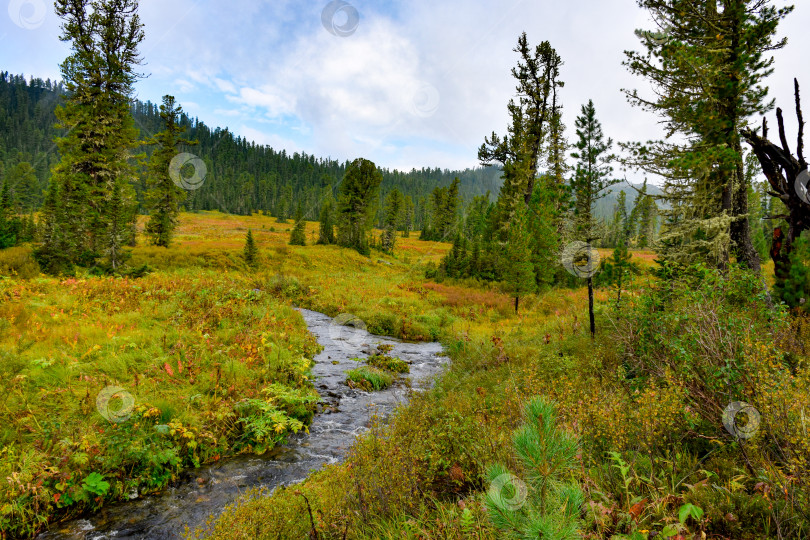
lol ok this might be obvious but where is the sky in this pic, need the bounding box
[1,0,807,180]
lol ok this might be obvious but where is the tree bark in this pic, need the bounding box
[730,136,762,273]
[588,276,595,338]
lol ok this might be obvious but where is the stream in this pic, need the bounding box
[38,308,447,539]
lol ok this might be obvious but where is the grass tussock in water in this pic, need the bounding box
[345,366,394,391]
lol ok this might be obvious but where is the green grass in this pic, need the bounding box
[345,367,394,391]
[364,353,410,373]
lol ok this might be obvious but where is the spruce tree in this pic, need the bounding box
[243,229,258,268]
[289,203,306,246]
[145,95,194,247]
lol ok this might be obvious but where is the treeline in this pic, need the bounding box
[0,71,501,229]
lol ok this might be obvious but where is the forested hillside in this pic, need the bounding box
[0,72,502,223]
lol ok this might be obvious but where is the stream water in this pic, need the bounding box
[38,308,447,539]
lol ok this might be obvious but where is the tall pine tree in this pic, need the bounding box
[571,100,618,337]
[624,0,792,271]
[40,0,144,272]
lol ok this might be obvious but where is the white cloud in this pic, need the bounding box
[237,126,301,153]
[227,87,296,118]
[3,0,808,174]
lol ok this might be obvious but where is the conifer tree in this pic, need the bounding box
[636,194,658,248]
[275,193,289,223]
[624,0,792,271]
[503,207,536,313]
[479,33,564,234]
[336,158,382,255]
[571,100,618,336]
[402,195,414,238]
[6,162,40,212]
[145,95,194,247]
[289,203,306,246]
[105,180,131,272]
[34,181,72,274]
[317,199,335,244]
[571,100,619,241]
[0,177,21,249]
[608,190,629,247]
[486,397,583,538]
[773,234,810,312]
[243,229,258,268]
[41,0,144,271]
[380,188,403,253]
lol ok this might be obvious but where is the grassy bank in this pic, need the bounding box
[3,211,806,539]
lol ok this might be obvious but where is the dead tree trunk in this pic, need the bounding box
[741,78,808,281]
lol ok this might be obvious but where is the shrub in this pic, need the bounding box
[0,245,41,279]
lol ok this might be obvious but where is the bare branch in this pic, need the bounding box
[776,107,791,157]
[796,78,806,169]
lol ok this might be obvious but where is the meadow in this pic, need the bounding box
[1,211,807,539]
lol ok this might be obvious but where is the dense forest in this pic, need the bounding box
[0,72,503,223]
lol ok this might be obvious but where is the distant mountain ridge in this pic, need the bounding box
[595,179,665,220]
